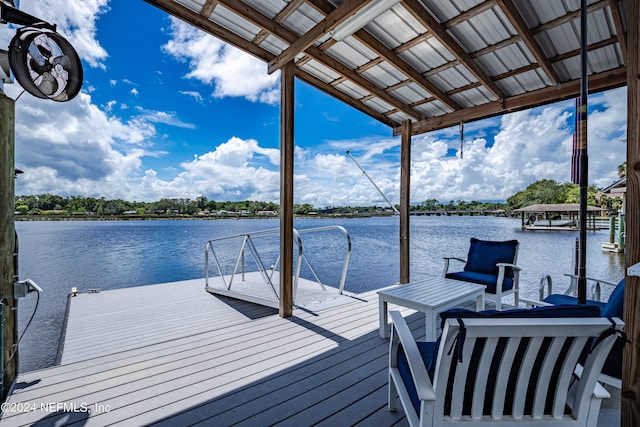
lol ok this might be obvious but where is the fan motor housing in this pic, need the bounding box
[9,28,83,101]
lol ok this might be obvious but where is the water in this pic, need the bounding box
[14,216,624,373]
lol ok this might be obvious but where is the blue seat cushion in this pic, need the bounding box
[543,294,607,312]
[463,238,518,278]
[445,271,513,294]
[397,341,437,416]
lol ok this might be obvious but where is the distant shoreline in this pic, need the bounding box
[14,212,397,221]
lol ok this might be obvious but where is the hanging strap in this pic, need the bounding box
[588,317,627,354]
[459,122,464,159]
[447,318,467,363]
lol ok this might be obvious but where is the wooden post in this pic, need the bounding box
[399,120,411,284]
[279,61,294,317]
[0,90,16,399]
[623,0,640,423]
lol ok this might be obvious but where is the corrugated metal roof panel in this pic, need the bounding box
[361,66,402,92]
[212,5,262,42]
[401,40,454,73]
[367,7,426,47]
[149,0,629,131]
[259,34,290,57]
[363,96,395,114]
[175,0,205,14]
[390,83,432,105]
[244,0,284,19]
[326,39,378,69]
[335,80,370,100]
[414,100,449,118]
[300,60,341,84]
[450,7,514,52]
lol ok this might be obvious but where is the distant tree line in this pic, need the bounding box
[14,178,620,218]
[14,195,281,217]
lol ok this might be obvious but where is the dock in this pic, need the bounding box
[1,279,621,426]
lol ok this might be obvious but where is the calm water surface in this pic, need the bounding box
[15,216,625,372]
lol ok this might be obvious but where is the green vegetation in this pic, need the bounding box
[14,178,622,219]
[505,179,600,211]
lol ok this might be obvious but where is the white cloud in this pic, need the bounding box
[0,3,628,209]
[134,107,196,129]
[13,0,110,69]
[162,18,280,105]
[179,90,203,102]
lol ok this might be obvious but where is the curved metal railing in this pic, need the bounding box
[205,225,351,301]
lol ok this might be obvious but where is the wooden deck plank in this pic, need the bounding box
[0,279,619,426]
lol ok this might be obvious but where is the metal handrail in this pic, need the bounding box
[205,225,351,300]
[538,273,619,301]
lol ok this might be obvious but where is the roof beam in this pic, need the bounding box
[144,0,273,62]
[400,67,626,135]
[216,0,422,120]
[143,0,400,126]
[200,0,217,18]
[296,69,398,127]
[307,0,460,111]
[352,28,460,111]
[267,0,371,74]
[403,0,505,100]
[608,0,627,63]
[496,0,562,87]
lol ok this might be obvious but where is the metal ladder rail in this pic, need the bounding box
[295,226,351,294]
[205,228,280,290]
[205,226,351,298]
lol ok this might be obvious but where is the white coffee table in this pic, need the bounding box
[378,276,485,339]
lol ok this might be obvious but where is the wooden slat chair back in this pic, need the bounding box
[388,310,623,427]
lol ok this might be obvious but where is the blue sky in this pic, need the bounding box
[0,0,628,207]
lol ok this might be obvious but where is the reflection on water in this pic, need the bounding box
[15,216,625,372]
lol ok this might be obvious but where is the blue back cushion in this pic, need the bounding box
[463,238,518,278]
[397,305,602,417]
[542,279,624,320]
[440,304,601,325]
[437,305,600,416]
[397,341,437,416]
[601,279,625,319]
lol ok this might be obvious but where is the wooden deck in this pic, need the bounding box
[1,279,621,426]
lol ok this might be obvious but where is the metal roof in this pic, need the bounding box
[513,203,604,212]
[144,0,628,135]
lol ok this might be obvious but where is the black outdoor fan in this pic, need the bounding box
[2,3,82,101]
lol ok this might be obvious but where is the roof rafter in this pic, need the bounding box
[399,67,626,135]
[608,0,627,63]
[216,0,421,120]
[307,0,460,111]
[200,0,218,18]
[496,0,562,87]
[403,0,504,100]
[144,0,402,125]
[266,0,371,74]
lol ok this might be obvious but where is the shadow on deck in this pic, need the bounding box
[1,279,620,426]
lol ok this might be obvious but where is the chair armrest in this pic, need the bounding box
[496,262,521,272]
[389,311,436,401]
[442,257,466,276]
[573,365,611,400]
[563,274,619,301]
[517,297,553,308]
